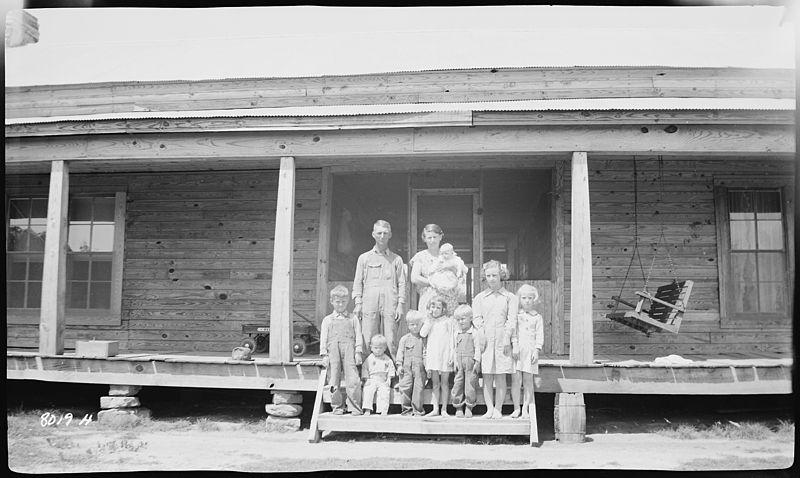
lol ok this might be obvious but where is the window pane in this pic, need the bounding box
[730,192,754,213]
[758,253,785,282]
[9,199,29,219]
[7,282,25,308]
[733,281,759,313]
[27,282,42,309]
[8,226,28,251]
[69,259,89,280]
[730,212,754,221]
[755,191,781,213]
[68,282,88,308]
[9,261,27,279]
[758,283,785,313]
[28,226,47,252]
[91,260,112,281]
[91,225,115,252]
[28,261,44,280]
[730,221,756,250]
[757,220,783,250]
[89,282,111,309]
[68,225,91,252]
[30,199,48,219]
[70,197,93,222]
[94,197,116,222]
[731,253,757,282]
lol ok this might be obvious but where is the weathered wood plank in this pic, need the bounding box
[6,126,794,169]
[569,152,593,365]
[270,157,296,362]
[552,161,565,354]
[6,67,794,119]
[39,160,69,355]
[315,168,333,324]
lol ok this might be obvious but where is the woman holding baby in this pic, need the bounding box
[410,224,465,314]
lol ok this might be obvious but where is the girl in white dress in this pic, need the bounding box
[420,296,454,416]
[510,284,544,419]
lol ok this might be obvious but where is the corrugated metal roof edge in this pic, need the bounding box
[5,65,795,89]
[6,100,796,126]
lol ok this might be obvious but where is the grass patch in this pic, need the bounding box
[656,420,794,441]
[682,454,793,470]
[194,417,221,431]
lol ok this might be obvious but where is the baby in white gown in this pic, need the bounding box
[428,243,468,297]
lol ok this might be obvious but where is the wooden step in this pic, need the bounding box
[317,412,531,436]
[308,369,539,446]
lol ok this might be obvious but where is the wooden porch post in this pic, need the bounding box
[569,151,593,365]
[269,156,296,362]
[39,160,69,355]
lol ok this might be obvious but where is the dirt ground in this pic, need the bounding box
[7,382,795,473]
[7,416,795,473]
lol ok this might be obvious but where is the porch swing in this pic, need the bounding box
[605,156,694,336]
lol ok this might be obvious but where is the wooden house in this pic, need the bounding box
[5,7,794,432]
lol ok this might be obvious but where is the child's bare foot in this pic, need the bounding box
[455,408,464,418]
[425,408,440,417]
[491,408,503,419]
[333,409,344,415]
[464,407,473,418]
[350,409,363,416]
[482,409,494,419]
[510,408,521,419]
[521,409,530,419]
[363,409,371,416]
[441,407,451,417]
[380,411,388,416]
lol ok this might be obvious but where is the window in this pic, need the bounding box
[714,180,794,327]
[6,192,126,325]
[7,197,48,308]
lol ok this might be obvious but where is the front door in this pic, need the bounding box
[409,188,483,308]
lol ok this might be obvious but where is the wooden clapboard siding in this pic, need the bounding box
[562,156,794,356]
[6,67,793,119]
[6,168,322,353]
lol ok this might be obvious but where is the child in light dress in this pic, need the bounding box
[471,260,518,419]
[510,284,544,419]
[420,296,455,416]
[361,334,396,416]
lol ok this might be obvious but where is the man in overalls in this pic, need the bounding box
[352,220,407,357]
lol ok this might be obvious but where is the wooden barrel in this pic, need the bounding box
[554,392,586,443]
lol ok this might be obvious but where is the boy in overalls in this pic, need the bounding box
[450,304,484,418]
[395,310,427,416]
[320,285,363,415]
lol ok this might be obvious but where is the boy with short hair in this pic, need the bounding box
[361,334,396,416]
[395,310,427,416]
[320,285,363,415]
[450,304,484,418]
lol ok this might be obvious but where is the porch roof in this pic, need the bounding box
[5,98,796,126]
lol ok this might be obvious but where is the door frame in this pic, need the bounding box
[408,187,483,307]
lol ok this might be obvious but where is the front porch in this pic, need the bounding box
[8,349,791,395]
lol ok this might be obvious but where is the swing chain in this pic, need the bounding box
[642,157,679,293]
